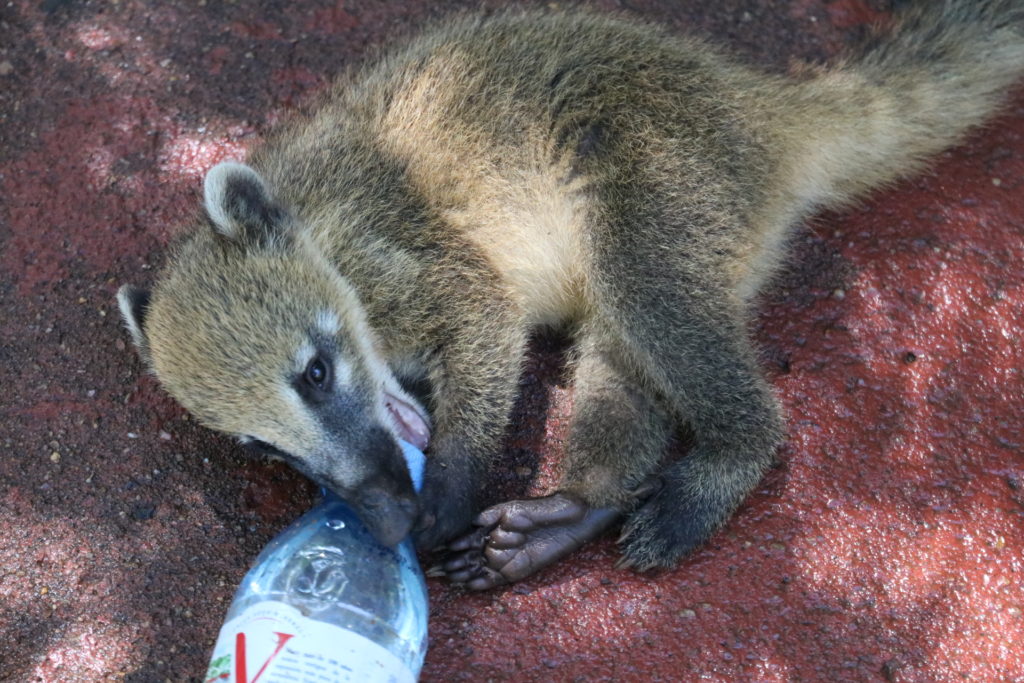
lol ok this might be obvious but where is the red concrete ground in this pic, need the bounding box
[1,0,1022,680]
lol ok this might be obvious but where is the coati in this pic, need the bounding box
[118,1,1024,589]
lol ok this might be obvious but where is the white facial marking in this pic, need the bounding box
[332,358,353,387]
[316,309,341,336]
[296,235,431,447]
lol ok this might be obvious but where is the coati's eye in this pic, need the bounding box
[304,356,331,390]
[293,352,334,403]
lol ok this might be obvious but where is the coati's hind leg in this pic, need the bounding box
[442,323,672,589]
[593,232,785,570]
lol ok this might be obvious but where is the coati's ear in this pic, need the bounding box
[203,161,291,247]
[117,284,152,363]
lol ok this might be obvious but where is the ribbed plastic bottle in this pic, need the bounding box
[203,440,428,683]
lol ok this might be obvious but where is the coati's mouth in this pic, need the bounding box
[383,391,431,451]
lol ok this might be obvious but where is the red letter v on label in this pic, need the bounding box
[235,631,295,683]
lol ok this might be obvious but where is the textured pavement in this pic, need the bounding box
[1,0,1022,680]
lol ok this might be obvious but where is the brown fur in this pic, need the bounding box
[120,1,1024,569]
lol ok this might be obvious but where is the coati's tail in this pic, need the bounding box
[779,0,1024,212]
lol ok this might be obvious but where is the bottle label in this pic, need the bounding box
[204,600,415,683]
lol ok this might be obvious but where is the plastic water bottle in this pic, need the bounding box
[203,440,428,682]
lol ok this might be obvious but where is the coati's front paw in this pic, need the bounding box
[617,485,723,571]
[435,494,620,590]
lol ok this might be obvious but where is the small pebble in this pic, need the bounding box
[50,451,61,463]
[0,61,13,76]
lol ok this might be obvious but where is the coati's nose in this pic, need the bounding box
[321,425,419,546]
[352,425,419,546]
[355,485,418,547]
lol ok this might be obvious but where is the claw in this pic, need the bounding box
[466,566,508,591]
[448,566,487,583]
[448,526,489,552]
[638,560,663,573]
[629,476,663,501]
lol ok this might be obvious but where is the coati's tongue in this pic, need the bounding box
[384,391,430,451]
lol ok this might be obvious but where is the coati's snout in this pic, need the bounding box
[334,426,419,547]
[249,425,420,547]
[116,160,432,547]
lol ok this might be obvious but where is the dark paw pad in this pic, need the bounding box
[437,494,620,590]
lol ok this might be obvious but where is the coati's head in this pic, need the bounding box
[117,161,430,546]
